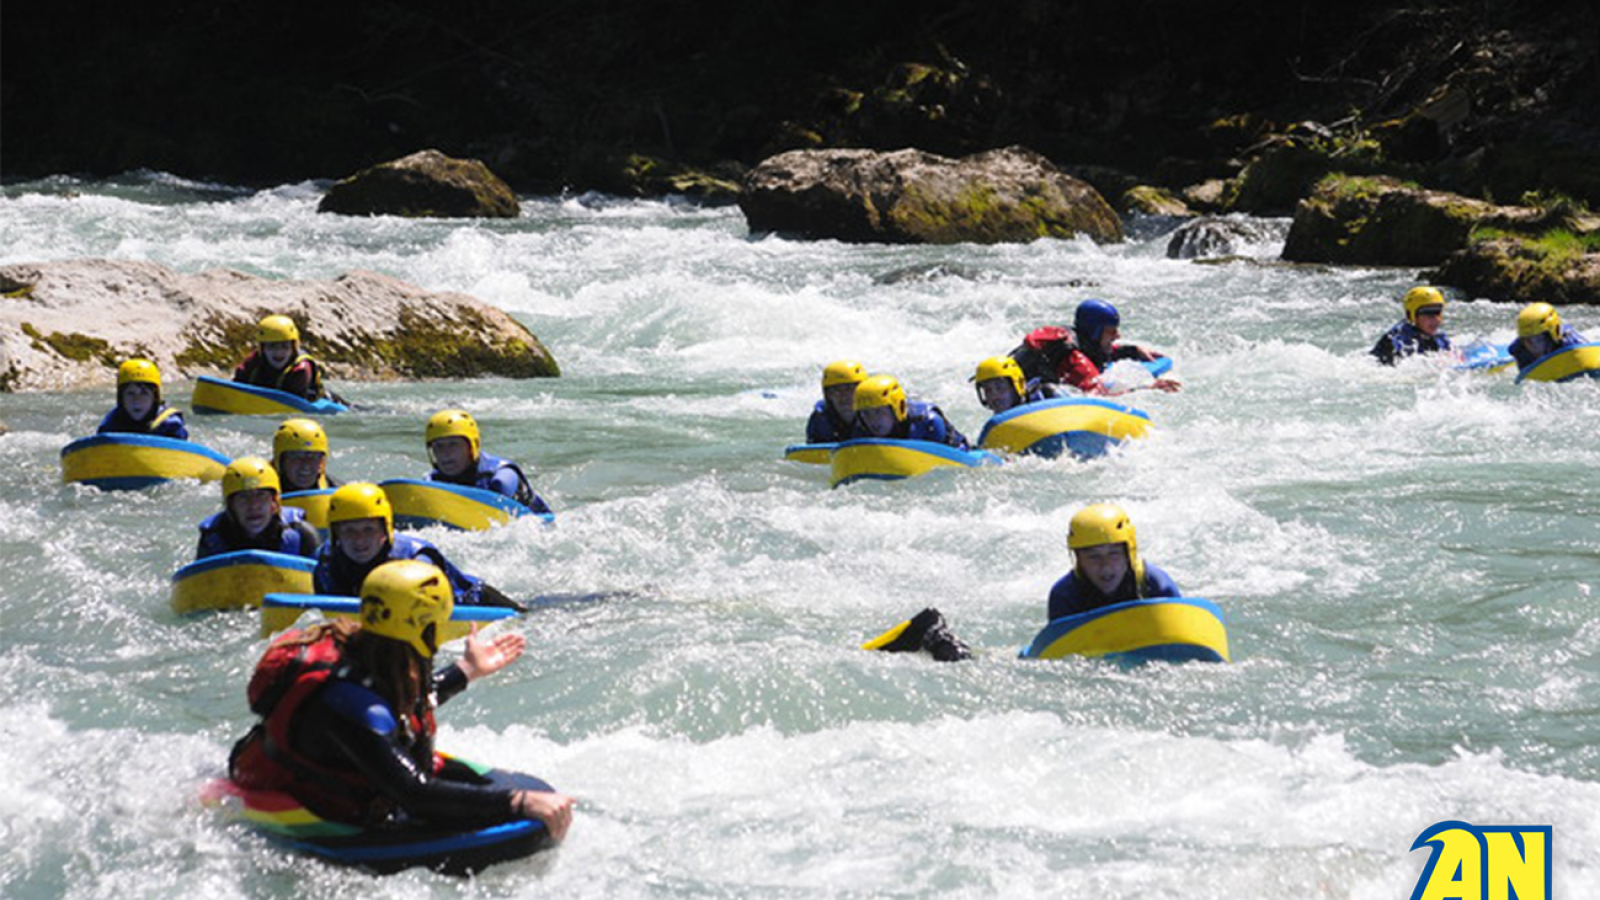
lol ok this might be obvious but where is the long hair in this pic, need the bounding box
[345,629,430,741]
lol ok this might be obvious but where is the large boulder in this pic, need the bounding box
[0,259,557,392]
[1429,234,1600,306]
[318,149,520,218]
[739,147,1122,245]
[1281,176,1516,266]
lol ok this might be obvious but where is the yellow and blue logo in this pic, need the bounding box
[1409,820,1551,900]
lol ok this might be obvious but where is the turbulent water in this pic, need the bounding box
[1,173,1596,898]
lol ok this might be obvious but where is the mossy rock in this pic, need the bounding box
[1282,174,1496,266]
[1430,232,1600,305]
[1120,185,1193,217]
[318,149,520,218]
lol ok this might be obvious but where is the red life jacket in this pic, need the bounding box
[229,628,437,823]
[1011,326,1080,383]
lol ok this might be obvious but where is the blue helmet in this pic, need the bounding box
[1074,300,1120,344]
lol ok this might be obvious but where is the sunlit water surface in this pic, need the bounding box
[1,173,1597,898]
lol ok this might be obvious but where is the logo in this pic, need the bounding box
[1409,820,1551,900]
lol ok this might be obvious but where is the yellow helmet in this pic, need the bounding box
[360,559,454,658]
[258,314,301,345]
[273,418,329,459]
[852,374,907,423]
[117,358,162,391]
[425,409,481,460]
[1516,302,1562,342]
[822,359,867,388]
[327,482,393,539]
[1402,286,1446,325]
[222,456,281,501]
[973,356,1026,402]
[1067,503,1145,586]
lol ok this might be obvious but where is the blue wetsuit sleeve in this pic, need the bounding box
[416,545,484,606]
[312,549,335,594]
[486,468,524,501]
[156,410,189,440]
[806,403,832,444]
[1142,564,1182,598]
[1046,573,1081,621]
[317,681,517,826]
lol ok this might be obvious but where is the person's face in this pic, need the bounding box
[227,488,279,537]
[429,436,475,476]
[120,383,156,419]
[278,451,325,491]
[978,377,1019,413]
[1414,306,1444,337]
[1097,325,1120,354]
[262,340,295,368]
[1075,543,1130,594]
[824,382,857,420]
[333,517,388,564]
[1522,332,1554,357]
[858,405,898,437]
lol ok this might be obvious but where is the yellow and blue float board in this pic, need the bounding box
[190,375,347,416]
[829,439,1002,488]
[976,397,1152,459]
[378,478,554,531]
[1019,598,1230,664]
[783,442,838,465]
[170,550,316,614]
[1454,341,1513,373]
[200,765,553,874]
[1514,343,1600,384]
[281,488,335,529]
[260,592,521,638]
[60,433,230,490]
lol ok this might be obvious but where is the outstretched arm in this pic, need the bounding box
[457,630,527,681]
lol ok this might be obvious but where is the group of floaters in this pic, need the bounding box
[54,291,1599,876]
[1371,288,1599,383]
[788,299,1184,486]
[791,291,1600,489]
[59,315,576,873]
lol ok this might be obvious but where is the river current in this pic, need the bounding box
[0,173,1596,898]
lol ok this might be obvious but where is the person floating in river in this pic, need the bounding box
[849,374,970,450]
[972,356,1050,415]
[1371,286,1453,366]
[272,418,340,493]
[233,314,328,402]
[1509,302,1588,372]
[196,457,321,560]
[227,559,576,842]
[1047,503,1181,621]
[424,409,551,515]
[314,482,525,610]
[97,358,189,439]
[1009,299,1182,397]
[806,359,866,443]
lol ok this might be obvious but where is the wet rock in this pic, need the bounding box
[0,259,557,392]
[873,263,985,285]
[1282,176,1512,266]
[318,149,520,218]
[1166,216,1276,259]
[740,146,1122,245]
[1120,186,1193,218]
[1429,234,1600,306]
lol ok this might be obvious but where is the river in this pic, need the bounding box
[1,172,1596,898]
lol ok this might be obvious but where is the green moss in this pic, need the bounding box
[364,307,559,378]
[19,322,117,364]
[2,284,34,299]
[175,314,259,369]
